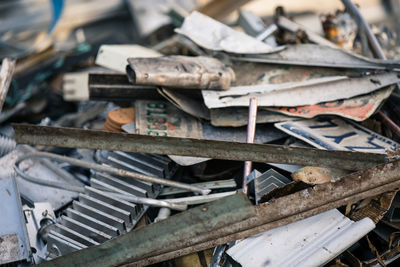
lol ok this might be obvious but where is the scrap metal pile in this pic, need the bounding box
[2,0,400,266]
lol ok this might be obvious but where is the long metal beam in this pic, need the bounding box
[39,159,400,267]
[13,124,387,171]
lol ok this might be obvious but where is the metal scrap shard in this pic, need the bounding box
[126,56,235,90]
[202,72,400,108]
[0,58,16,112]
[175,11,284,54]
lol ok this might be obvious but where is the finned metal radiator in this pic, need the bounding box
[47,150,176,257]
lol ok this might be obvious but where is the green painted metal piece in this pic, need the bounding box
[40,193,254,267]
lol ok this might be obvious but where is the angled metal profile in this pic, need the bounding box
[13,124,387,171]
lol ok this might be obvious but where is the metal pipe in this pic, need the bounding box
[15,152,210,195]
[243,98,258,194]
[104,192,187,211]
[341,0,386,59]
[164,191,237,205]
[377,111,400,138]
[341,0,400,139]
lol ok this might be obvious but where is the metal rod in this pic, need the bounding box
[341,0,386,59]
[256,24,278,41]
[15,152,210,195]
[377,111,400,138]
[341,0,400,139]
[12,124,388,171]
[104,192,187,211]
[243,98,257,194]
[164,191,237,205]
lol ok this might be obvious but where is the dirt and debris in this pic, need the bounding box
[1,0,400,266]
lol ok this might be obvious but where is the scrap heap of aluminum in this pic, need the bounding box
[47,150,176,257]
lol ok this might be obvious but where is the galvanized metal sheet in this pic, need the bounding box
[275,117,400,153]
[227,209,375,267]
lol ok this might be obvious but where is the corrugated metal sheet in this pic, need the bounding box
[227,209,375,267]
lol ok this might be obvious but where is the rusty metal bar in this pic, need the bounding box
[243,97,257,194]
[39,159,400,267]
[13,124,387,171]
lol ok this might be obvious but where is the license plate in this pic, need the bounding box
[275,117,399,153]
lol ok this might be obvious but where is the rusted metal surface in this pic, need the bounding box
[0,58,16,112]
[40,159,400,266]
[126,56,235,90]
[292,166,347,185]
[13,124,387,171]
